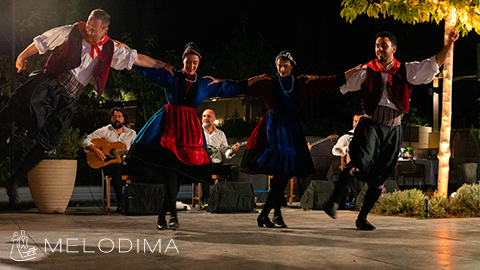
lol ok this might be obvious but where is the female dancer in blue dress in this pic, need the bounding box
[127,43,261,230]
[242,51,356,228]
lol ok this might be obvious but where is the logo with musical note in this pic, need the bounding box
[10,230,37,261]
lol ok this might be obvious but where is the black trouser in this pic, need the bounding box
[201,163,239,202]
[0,73,77,152]
[102,163,124,205]
[330,118,402,218]
[1,73,77,201]
[259,174,290,218]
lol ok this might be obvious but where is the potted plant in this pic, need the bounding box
[27,127,84,214]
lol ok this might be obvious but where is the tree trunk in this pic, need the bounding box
[437,12,456,198]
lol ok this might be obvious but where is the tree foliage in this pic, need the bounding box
[340,0,480,36]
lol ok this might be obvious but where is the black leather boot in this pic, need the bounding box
[355,218,376,230]
[168,217,179,230]
[273,215,287,228]
[157,218,168,230]
[257,216,274,228]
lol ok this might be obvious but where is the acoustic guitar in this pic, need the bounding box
[308,134,339,148]
[86,138,129,169]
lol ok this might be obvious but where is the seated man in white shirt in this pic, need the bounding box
[332,114,362,163]
[331,113,362,207]
[201,109,240,205]
[83,107,136,212]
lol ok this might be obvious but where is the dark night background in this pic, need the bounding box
[1,0,480,133]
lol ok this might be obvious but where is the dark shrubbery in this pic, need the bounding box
[372,183,480,218]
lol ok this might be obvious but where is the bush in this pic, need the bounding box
[372,184,480,218]
[46,127,85,160]
[372,189,426,217]
[448,183,480,217]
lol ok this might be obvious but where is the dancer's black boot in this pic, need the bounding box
[355,186,382,230]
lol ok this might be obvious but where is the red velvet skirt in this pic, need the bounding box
[160,104,211,166]
[126,103,212,182]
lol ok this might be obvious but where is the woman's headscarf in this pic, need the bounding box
[182,42,202,60]
[275,50,296,66]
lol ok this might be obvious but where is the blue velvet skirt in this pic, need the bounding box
[241,110,315,178]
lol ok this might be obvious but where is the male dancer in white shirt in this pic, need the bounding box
[324,29,459,230]
[2,9,172,208]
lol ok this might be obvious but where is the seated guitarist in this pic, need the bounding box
[332,113,362,165]
[201,109,240,206]
[82,107,136,212]
[331,113,363,208]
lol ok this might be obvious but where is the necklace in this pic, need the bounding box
[278,75,294,93]
[184,73,197,83]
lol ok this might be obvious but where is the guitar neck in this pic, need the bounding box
[310,137,329,147]
[209,141,247,158]
[219,141,247,152]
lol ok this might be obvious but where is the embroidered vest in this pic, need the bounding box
[361,63,412,115]
[44,23,114,96]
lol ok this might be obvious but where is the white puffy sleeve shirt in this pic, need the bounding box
[33,24,138,87]
[339,56,440,111]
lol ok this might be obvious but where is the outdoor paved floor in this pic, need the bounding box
[1,205,480,270]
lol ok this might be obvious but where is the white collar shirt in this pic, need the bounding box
[203,126,234,163]
[33,24,138,88]
[82,124,137,150]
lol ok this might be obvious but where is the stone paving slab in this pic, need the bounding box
[1,206,480,270]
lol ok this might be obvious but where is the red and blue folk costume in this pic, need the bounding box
[126,66,246,182]
[241,73,346,178]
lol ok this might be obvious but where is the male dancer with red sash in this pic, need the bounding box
[324,29,459,230]
[1,9,172,208]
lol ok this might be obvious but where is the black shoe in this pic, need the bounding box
[157,218,168,230]
[324,201,338,219]
[273,216,287,228]
[202,202,209,211]
[257,216,275,228]
[168,217,179,231]
[202,198,209,206]
[355,218,376,230]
